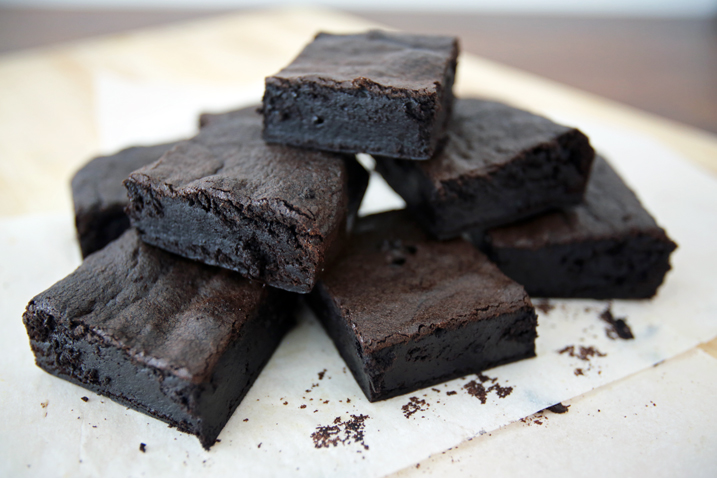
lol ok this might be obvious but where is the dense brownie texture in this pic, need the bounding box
[307,210,537,402]
[477,156,677,298]
[262,30,459,160]
[374,98,595,239]
[124,106,369,293]
[22,230,296,449]
[71,141,179,257]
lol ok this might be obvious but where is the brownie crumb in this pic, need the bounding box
[311,414,370,450]
[139,443,146,453]
[464,381,487,403]
[258,443,262,449]
[535,300,555,314]
[40,401,48,409]
[599,305,634,340]
[446,391,457,396]
[318,369,327,380]
[402,396,429,419]
[464,374,513,403]
[431,388,441,393]
[574,368,584,376]
[346,398,351,403]
[283,401,288,406]
[558,345,607,361]
[546,403,571,414]
[80,397,89,403]
[243,418,249,422]
[300,405,307,409]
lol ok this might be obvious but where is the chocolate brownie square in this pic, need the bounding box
[307,210,537,402]
[374,98,595,239]
[71,141,179,257]
[124,106,369,293]
[22,229,296,449]
[262,30,459,160]
[477,156,677,298]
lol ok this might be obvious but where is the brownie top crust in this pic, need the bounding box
[320,210,532,352]
[417,98,589,184]
[269,30,458,93]
[71,141,180,215]
[25,229,268,384]
[487,156,676,249]
[126,106,355,242]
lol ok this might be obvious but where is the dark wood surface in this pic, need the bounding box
[1,8,715,134]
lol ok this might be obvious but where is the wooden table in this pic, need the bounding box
[1,7,716,476]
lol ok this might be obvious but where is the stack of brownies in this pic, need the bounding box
[22,31,677,449]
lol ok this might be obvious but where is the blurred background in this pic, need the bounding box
[0,0,716,133]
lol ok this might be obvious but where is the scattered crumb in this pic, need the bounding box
[314,410,318,413]
[243,418,249,422]
[402,396,429,419]
[323,400,329,404]
[216,439,221,442]
[81,397,89,403]
[40,401,48,409]
[318,369,327,380]
[258,443,262,449]
[546,403,571,414]
[600,305,634,340]
[346,398,351,403]
[535,300,555,314]
[446,391,457,396]
[464,374,513,404]
[432,388,441,393]
[311,414,370,450]
[139,443,146,453]
[300,405,307,409]
[558,345,607,361]
[283,401,288,406]
[574,368,584,376]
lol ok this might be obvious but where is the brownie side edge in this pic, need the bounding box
[262,78,444,160]
[486,234,676,299]
[368,306,537,401]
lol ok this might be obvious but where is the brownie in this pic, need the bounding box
[71,141,179,257]
[477,156,677,298]
[124,106,369,293]
[262,30,459,160]
[374,98,595,239]
[307,210,537,402]
[22,229,296,449]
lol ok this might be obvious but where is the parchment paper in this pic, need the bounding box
[0,76,716,478]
